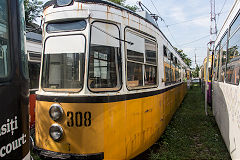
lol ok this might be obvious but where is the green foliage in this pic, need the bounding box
[24,0,43,26]
[175,48,192,67]
[192,64,200,78]
[108,0,138,12]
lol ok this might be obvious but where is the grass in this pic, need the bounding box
[134,84,230,160]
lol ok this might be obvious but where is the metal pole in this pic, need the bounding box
[205,48,210,116]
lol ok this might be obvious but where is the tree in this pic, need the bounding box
[24,0,43,27]
[108,0,138,12]
[175,48,192,67]
[192,64,200,78]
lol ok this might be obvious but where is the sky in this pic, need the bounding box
[41,0,235,68]
[124,0,235,68]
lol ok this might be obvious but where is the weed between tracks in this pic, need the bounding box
[134,84,230,160]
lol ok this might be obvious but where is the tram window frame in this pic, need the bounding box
[214,44,220,81]
[42,34,86,92]
[0,0,11,82]
[46,20,87,33]
[125,28,158,90]
[230,10,240,36]
[163,47,172,85]
[219,31,228,82]
[88,21,122,92]
[18,0,29,80]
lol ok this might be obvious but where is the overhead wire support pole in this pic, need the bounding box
[205,0,217,116]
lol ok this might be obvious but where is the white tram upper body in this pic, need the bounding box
[213,0,240,159]
[38,0,188,97]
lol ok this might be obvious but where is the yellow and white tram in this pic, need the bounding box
[213,0,240,159]
[35,0,188,159]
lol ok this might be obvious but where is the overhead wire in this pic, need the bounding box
[216,0,227,26]
[149,0,181,48]
[181,35,210,46]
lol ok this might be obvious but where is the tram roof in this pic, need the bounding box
[43,0,189,68]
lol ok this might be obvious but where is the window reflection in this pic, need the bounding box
[0,0,10,79]
[88,22,121,91]
[126,30,157,89]
[226,27,240,85]
[127,62,143,87]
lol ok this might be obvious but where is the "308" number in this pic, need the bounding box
[67,111,91,127]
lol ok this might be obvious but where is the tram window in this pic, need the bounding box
[230,13,240,36]
[145,39,157,86]
[214,45,219,81]
[29,62,40,89]
[145,39,157,65]
[164,47,171,85]
[0,0,11,79]
[163,45,167,57]
[42,35,85,92]
[127,50,144,62]
[145,65,157,86]
[226,27,240,85]
[126,30,157,89]
[47,20,87,33]
[89,22,121,91]
[219,47,227,82]
[127,62,143,87]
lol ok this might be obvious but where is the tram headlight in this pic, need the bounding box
[49,124,63,141]
[56,0,72,7]
[49,103,64,121]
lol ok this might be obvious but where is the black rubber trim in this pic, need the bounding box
[34,146,104,160]
[36,83,184,103]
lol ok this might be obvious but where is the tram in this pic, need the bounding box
[200,55,213,105]
[34,0,188,159]
[0,0,30,159]
[26,32,42,129]
[212,0,240,159]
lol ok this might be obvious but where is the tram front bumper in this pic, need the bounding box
[34,146,104,160]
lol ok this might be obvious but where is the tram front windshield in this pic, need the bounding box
[42,35,85,92]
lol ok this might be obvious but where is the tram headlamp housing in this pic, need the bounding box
[56,0,73,7]
[49,103,64,121]
[49,124,63,141]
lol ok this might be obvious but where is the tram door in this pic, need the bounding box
[0,0,30,159]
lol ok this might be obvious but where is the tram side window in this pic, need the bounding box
[163,46,171,85]
[88,22,121,91]
[163,45,170,83]
[0,0,10,79]
[214,45,219,81]
[126,30,157,89]
[226,24,240,85]
[145,39,157,86]
[219,32,228,82]
[170,53,174,82]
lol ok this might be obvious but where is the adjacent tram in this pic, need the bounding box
[200,55,213,105]
[35,0,188,159]
[0,0,30,159]
[213,0,240,159]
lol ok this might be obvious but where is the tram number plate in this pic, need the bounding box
[67,111,91,127]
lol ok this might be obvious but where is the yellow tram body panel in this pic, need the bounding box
[35,83,187,159]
